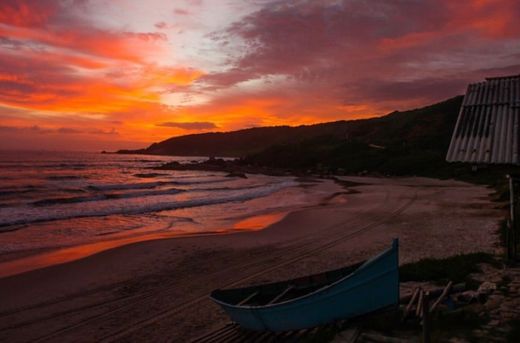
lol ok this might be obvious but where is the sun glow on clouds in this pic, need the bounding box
[0,0,519,151]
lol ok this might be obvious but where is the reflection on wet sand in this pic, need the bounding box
[0,212,287,278]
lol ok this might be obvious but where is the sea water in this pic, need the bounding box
[0,151,319,269]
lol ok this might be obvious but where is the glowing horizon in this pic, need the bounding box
[0,0,519,151]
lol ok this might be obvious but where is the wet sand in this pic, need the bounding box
[0,176,503,342]
[0,212,289,278]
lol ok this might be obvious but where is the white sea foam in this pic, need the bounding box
[0,180,297,229]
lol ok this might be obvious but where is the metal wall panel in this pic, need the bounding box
[446,75,520,165]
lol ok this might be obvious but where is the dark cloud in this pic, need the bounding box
[156,121,217,130]
[174,8,190,15]
[0,125,62,134]
[200,0,520,112]
[0,125,118,135]
[88,128,119,135]
[124,32,167,41]
[202,0,448,85]
[0,125,19,133]
[0,36,24,49]
[343,77,469,104]
[57,127,82,134]
[155,21,168,29]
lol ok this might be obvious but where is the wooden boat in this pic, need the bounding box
[210,239,400,332]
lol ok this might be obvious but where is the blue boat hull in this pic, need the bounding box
[210,239,399,332]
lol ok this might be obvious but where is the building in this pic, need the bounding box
[446,74,520,164]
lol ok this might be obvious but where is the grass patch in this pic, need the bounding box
[497,275,512,296]
[400,253,499,285]
[432,308,490,342]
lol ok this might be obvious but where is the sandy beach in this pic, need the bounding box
[0,176,503,342]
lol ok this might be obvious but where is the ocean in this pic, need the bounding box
[0,151,322,272]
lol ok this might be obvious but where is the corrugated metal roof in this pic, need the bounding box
[446,74,520,165]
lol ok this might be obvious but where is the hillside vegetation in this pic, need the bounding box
[121,95,520,181]
[119,96,462,162]
[243,96,463,176]
[119,121,359,157]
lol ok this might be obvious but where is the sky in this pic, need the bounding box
[0,0,519,151]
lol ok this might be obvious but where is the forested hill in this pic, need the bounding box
[117,96,463,165]
[117,120,363,157]
[244,96,463,176]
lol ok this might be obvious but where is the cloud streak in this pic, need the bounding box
[201,0,520,111]
[0,125,118,135]
[156,121,217,130]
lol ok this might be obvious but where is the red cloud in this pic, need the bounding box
[0,0,57,27]
[0,1,168,63]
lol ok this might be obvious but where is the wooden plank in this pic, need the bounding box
[399,283,465,304]
[422,291,431,343]
[267,285,294,305]
[205,325,240,343]
[402,288,419,321]
[190,323,235,343]
[415,289,424,318]
[234,329,259,343]
[217,328,246,343]
[250,331,273,343]
[360,332,411,343]
[331,327,360,343]
[290,327,313,342]
[430,281,453,313]
[509,176,515,261]
[237,291,259,306]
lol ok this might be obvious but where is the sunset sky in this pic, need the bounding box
[0,0,519,151]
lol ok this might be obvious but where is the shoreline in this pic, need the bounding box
[0,211,290,278]
[0,176,504,342]
[0,174,346,278]
[156,157,298,177]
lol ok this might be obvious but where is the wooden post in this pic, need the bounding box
[422,291,431,343]
[507,219,512,261]
[402,288,419,321]
[509,175,516,261]
[511,176,518,261]
[416,289,424,318]
[430,281,453,313]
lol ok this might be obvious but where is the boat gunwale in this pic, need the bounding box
[210,242,398,310]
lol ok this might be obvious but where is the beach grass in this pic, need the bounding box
[507,319,520,342]
[400,252,499,285]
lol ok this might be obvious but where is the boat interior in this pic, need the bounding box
[211,261,365,307]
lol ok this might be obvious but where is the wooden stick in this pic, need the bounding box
[267,285,294,305]
[422,291,431,343]
[334,327,359,343]
[402,288,419,321]
[399,283,465,304]
[430,281,453,313]
[415,288,424,318]
[509,176,515,261]
[360,333,411,343]
[237,291,258,306]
